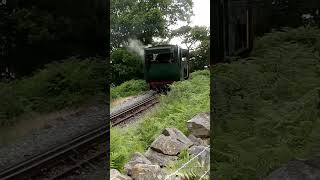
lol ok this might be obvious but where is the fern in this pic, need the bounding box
[164,149,210,180]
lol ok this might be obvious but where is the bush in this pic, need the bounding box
[111,79,148,101]
[111,48,144,85]
[0,57,107,125]
[110,70,209,171]
[212,27,320,179]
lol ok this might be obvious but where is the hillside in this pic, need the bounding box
[212,27,320,179]
[111,70,210,171]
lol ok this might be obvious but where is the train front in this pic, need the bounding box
[144,45,180,90]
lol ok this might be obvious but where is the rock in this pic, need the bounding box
[264,155,320,180]
[188,134,207,146]
[124,152,152,176]
[203,138,210,146]
[188,145,210,167]
[187,112,210,138]
[145,148,178,167]
[110,169,132,180]
[162,128,193,147]
[131,163,167,180]
[304,154,320,169]
[150,134,187,156]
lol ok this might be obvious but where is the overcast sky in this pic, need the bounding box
[169,0,210,48]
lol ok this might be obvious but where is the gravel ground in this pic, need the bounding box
[110,91,156,115]
[76,161,108,180]
[0,91,156,175]
[112,90,158,128]
[0,103,108,171]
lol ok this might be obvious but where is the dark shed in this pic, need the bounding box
[213,0,254,64]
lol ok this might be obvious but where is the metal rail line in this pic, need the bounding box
[0,93,158,180]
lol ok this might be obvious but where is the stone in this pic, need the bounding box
[144,148,178,167]
[264,155,320,180]
[203,138,210,146]
[188,134,207,146]
[124,152,152,176]
[162,128,193,147]
[110,169,132,180]
[131,163,167,180]
[187,112,210,138]
[188,145,210,167]
[150,134,186,156]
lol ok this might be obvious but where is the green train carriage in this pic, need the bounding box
[144,45,189,90]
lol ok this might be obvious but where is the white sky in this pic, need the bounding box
[169,0,210,48]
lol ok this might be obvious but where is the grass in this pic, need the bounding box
[110,79,148,103]
[110,70,210,171]
[0,57,107,126]
[212,26,320,179]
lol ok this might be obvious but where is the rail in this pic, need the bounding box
[0,93,158,180]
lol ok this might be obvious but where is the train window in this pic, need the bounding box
[146,52,174,64]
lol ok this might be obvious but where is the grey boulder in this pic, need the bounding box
[187,112,210,138]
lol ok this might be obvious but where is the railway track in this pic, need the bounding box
[0,93,159,180]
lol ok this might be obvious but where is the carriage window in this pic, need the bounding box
[146,52,174,63]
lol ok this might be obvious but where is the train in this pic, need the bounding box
[144,45,189,90]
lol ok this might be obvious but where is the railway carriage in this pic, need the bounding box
[144,45,189,90]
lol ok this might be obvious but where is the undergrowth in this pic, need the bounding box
[110,70,209,171]
[0,57,107,126]
[110,79,148,102]
[164,149,210,180]
[212,26,320,179]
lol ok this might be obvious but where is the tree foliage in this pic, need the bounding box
[252,0,320,34]
[0,0,107,79]
[111,0,193,48]
[170,25,210,72]
[170,25,208,51]
[110,48,144,85]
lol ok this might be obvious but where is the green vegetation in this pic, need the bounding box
[111,79,148,101]
[0,57,107,126]
[165,149,210,179]
[110,48,144,85]
[110,70,209,171]
[212,27,320,179]
[170,25,210,72]
[111,0,193,47]
[1,1,105,78]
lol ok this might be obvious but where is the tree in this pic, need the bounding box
[110,48,144,85]
[252,0,320,35]
[170,25,209,51]
[189,38,209,72]
[111,0,193,49]
[0,4,16,81]
[169,25,209,72]
[0,0,107,79]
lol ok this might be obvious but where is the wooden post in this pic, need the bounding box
[212,0,226,65]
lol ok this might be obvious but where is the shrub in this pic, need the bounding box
[111,79,148,101]
[111,48,144,85]
[0,57,107,125]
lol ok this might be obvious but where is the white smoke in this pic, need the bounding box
[127,39,152,60]
[127,39,145,59]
